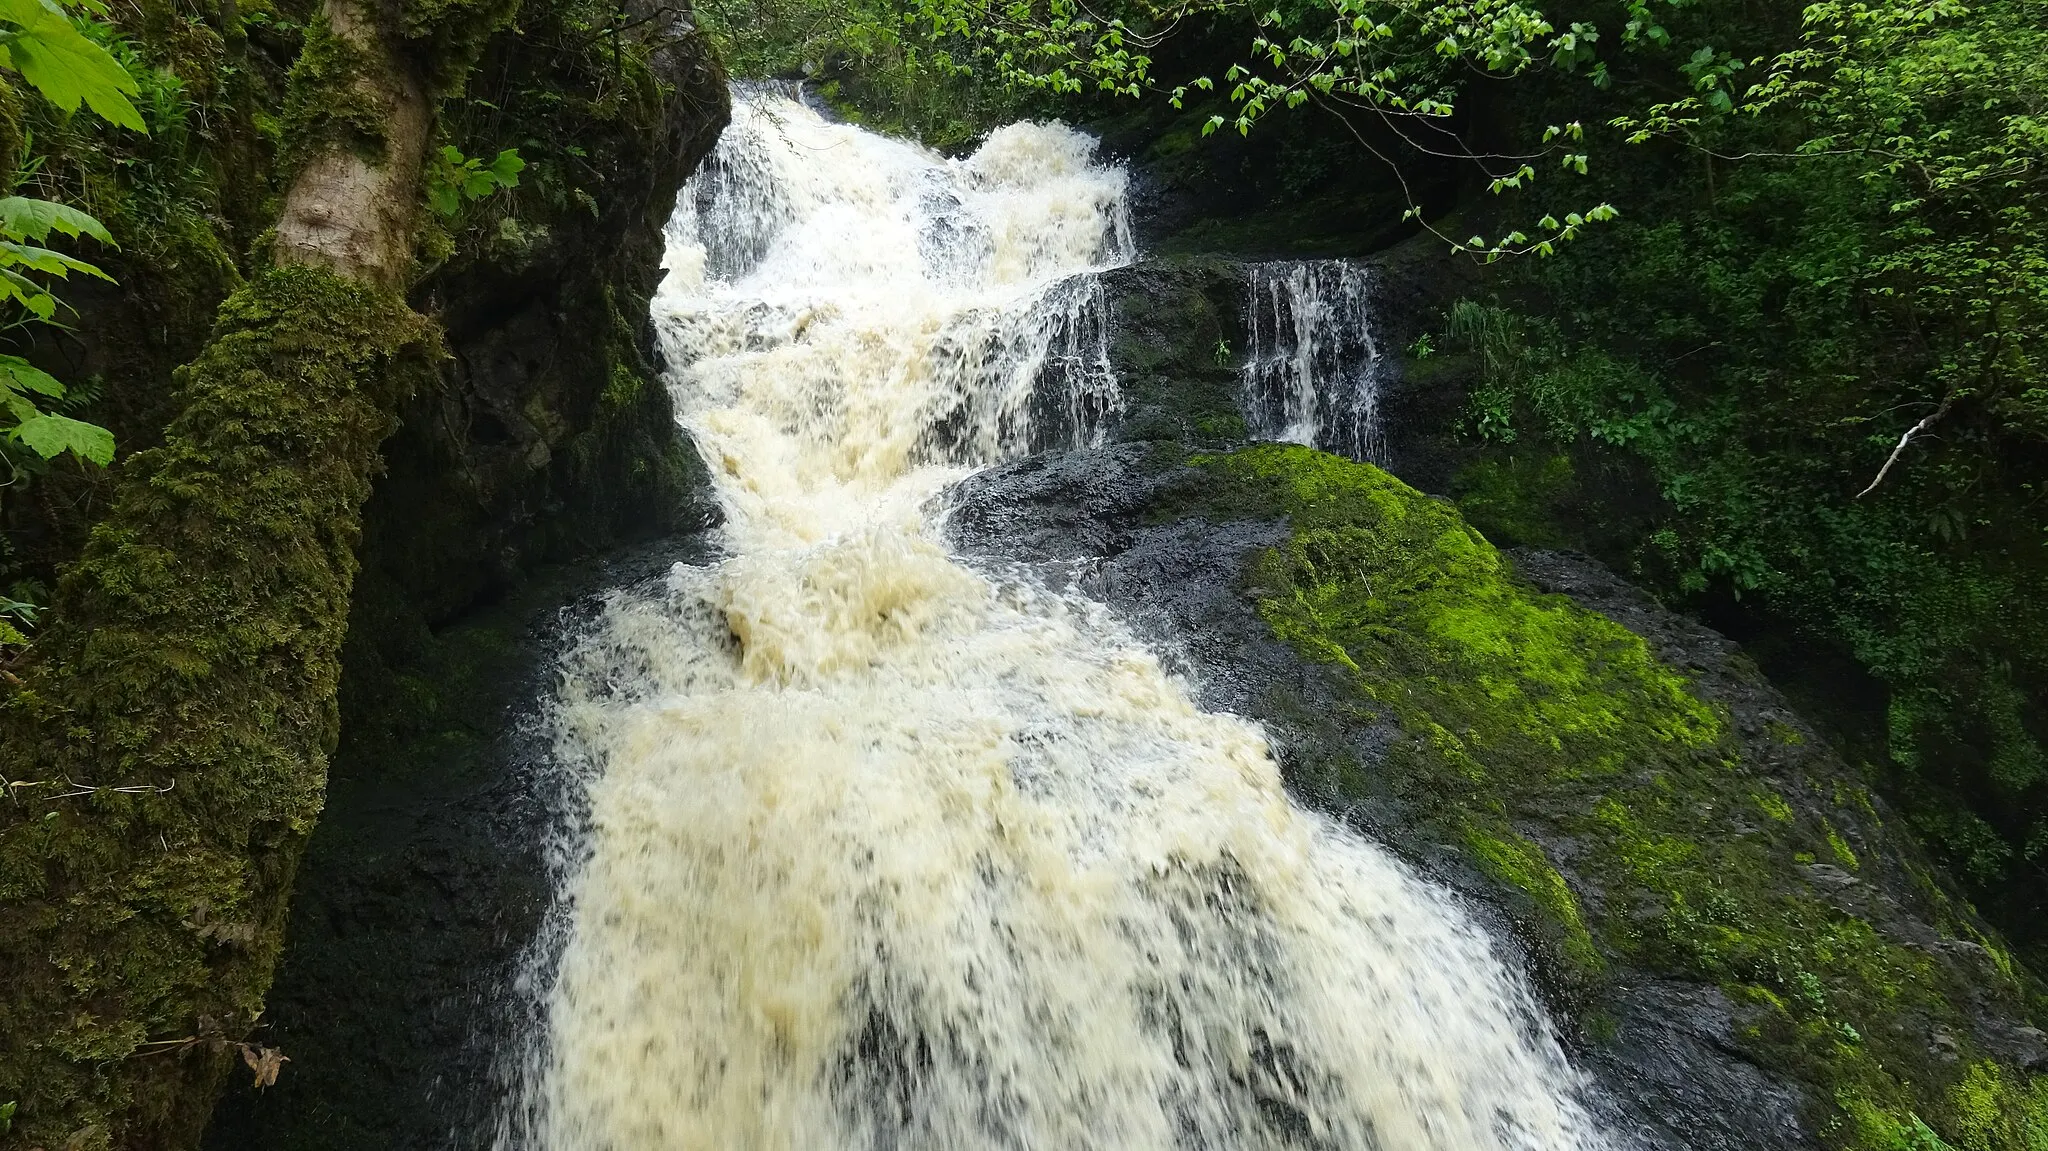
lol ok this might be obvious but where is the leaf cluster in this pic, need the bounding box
[424,143,524,216]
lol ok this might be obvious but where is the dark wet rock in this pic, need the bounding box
[202,537,710,1149]
[948,444,2047,1150]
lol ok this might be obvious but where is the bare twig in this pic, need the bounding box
[1855,395,1954,498]
[3,777,176,800]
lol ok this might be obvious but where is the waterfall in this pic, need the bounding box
[499,88,1608,1151]
[1240,261,1384,462]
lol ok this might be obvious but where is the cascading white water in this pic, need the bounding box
[502,88,1610,1151]
[1240,261,1383,461]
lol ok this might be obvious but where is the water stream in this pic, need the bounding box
[1240,261,1384,462]
[500,88,1608,1151]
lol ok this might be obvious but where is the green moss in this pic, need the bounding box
[600,359,644,410]
[397,0,523,96]
[1828,822,1863,870]
[0,266,434,1149]
[1452,452,1577,548]
[1759,790,1798,822]
[1463,822,1604,975]
[279,16,388,166]
[1837,1097,1954,1151]
[0,77,25,182]
[1948,1062,2048,1151]
[1159,443,2043,1150]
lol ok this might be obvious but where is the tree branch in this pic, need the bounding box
[1855,395,1953,498]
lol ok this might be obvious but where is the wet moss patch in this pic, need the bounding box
[1160,443,2047,1151]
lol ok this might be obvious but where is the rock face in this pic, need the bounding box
[199,536,711,1148]
[1090,243,1475,481]
[355,0,728,636]
[948,443,2048,1150]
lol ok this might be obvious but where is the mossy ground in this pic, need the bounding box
[1159,442,2048,1151]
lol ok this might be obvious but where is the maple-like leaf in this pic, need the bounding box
[11,412,112,463]
[0,0,146,131]
[0,195,115,245]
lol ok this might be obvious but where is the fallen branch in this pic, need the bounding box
[126,1033,288,1088]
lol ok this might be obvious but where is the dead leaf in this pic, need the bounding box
[238,1043,289,1089]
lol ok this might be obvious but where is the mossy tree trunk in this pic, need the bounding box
[0,0,515,1144]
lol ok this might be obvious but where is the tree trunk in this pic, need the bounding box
[0,0,501,1144]
[271,0,431,286]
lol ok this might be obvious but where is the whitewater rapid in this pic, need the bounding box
[501,88,1610,1151]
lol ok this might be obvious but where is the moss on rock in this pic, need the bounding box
[1164,442,2047,1151]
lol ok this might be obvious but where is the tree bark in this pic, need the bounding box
[271,0,432,286]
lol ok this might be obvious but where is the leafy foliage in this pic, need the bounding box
[0,191,111,321]
[0,0,144,651]
[424,144,524,216]
[1407,0,2048,965]
[3,354,110,462]
[0,0,143,130]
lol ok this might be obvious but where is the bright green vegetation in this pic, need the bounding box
[1429,0,2048,960]
[1166,443,2047,1150]
[0,0,158,644]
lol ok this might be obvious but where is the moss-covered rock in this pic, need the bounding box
[1189,444,2046,1149]
[356,0,726,631]
[952,440,2048,1151]
[1097,256,1252,446]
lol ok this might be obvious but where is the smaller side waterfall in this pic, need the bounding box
[1240,261,1383,461]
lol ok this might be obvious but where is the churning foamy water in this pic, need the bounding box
[500,87,1609,1151]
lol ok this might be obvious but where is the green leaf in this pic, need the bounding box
[0,353,65,396]
[486,148,525,185]
[0,239,114,279]
[0,0,146,131]
[11,411,113,463]
[3,388,41,422]
[0,195,114,244]
[0,268,60,318]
